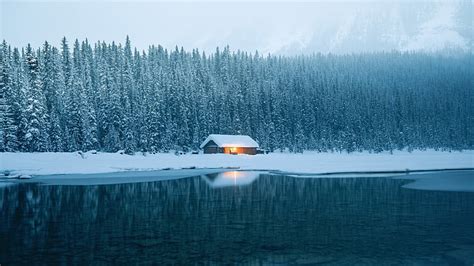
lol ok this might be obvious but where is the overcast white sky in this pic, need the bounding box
[1,0,469,54]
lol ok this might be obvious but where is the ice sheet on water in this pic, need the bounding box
[21,169,225,186]
[396,170,474,192]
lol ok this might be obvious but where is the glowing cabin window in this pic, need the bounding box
[230,147,237,153]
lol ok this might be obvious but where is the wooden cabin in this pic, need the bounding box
[200,134,259,155]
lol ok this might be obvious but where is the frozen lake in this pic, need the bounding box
[1,170,473,264]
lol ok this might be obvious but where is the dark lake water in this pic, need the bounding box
[1,171,474,265]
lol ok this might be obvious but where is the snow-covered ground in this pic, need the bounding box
[1,150,472,176]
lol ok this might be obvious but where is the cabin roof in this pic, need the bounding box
[200,134,259,149]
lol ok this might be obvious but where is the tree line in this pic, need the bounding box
[0,37,472,153]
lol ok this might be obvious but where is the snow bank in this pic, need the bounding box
[0,150,472,177]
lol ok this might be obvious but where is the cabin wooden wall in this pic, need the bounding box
[203,147,219,154]
[241,148,257,155]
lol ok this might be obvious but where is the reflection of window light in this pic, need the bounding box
[223,171,243,179]
[202,171,260,188]
[224,171,238,185]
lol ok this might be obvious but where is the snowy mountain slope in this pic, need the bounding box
[401,2,469,51]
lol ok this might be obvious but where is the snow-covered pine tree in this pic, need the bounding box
[23,44,49,152]
[0,41,19,151]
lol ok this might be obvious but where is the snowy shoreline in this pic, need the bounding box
[1,150,473,177]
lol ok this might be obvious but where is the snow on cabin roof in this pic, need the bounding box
[200,134,259,149]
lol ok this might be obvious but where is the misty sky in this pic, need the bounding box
[1,1,470,54]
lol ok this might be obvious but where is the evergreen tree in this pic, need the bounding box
[0,41,19,151]
[23,44,49,151]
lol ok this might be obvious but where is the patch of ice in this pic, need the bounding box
[21,169,225,186]
[396,171,474,192]
[287,173,409,179]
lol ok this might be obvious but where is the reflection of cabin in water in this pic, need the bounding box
[201,171,260,188]
[200,134,259,155]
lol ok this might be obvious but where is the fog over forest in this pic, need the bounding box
[2,1,471,54]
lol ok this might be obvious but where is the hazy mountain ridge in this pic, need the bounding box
[275,2,471,55]
[3,1,470,55]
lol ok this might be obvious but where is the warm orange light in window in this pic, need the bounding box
[230,147,237,153]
